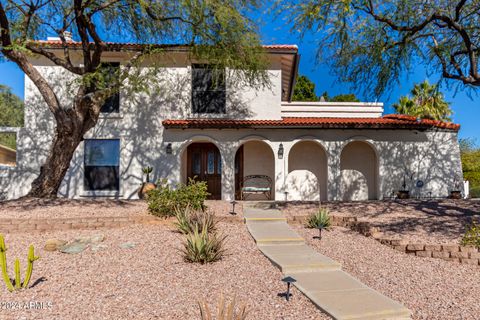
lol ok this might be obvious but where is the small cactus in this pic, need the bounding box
[23,245,39,289]
[0,234,39,292]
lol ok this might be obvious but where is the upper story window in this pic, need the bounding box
[100,62,120,113]
[191,64,226,114]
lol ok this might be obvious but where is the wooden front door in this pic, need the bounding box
[186,143,222,200]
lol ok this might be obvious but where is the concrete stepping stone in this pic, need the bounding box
[259,244,341,272]
[246,220,304,245]
[243,201,411,319]
[244,210,286,221]
[291,271,411,320]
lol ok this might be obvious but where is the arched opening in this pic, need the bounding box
[340,141,378,201]
[181,142,222,200]
[234,140,275,200]
[287,141,328,201]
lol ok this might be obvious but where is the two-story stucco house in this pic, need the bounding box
[0,41,463,201]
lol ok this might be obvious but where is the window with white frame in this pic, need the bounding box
[84,139,120,191]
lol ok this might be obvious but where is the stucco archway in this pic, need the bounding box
[340,141,378,201]
[287,140,328,201]
[234,140,275,200]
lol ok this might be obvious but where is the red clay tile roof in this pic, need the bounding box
[162,115,460,131]
[31,41,298,53]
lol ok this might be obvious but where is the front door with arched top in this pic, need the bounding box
[186,143,222,200]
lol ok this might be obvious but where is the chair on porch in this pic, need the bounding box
[240,175,272,200]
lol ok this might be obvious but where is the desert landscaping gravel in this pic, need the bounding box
[282,200,480,243]
[294,225,480,320]
[0,221,328,320]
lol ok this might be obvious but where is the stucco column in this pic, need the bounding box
[219,144,236,201]
[270,141,286,201]
[326,142,342,201]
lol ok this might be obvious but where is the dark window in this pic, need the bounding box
[100,62,120,113]
[192,64,226,114]
[84,139,120,191]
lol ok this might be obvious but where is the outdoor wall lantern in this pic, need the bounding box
[166,143,173,154]
[278,143,284,159]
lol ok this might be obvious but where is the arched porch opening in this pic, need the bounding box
[287,141,328,201]
[340,141,378,201]
[180,141,222,200]
[234,140,275,200]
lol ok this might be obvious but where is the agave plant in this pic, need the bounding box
[306,208,331,240]
[183,226,226,264]
[174,205,216,235]
[198,294,249,320]
[142,166,153,183]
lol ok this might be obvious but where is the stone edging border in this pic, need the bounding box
[0,215,159,233]
[288,215,480,267]
[0,214,243,234]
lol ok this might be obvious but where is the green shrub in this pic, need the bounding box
[306,208,332,230]
[461,222,480,249]
[183,226,226,264]
[174,205,216,235]
[469,186,480,198]
[147,178,209,217]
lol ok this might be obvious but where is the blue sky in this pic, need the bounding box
[0,11,478,139]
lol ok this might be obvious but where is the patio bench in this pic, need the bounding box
[240,175,272,200]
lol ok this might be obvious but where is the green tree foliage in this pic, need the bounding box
[321,91,360,102]
[0,85,24,150]
[393,81,452,121]
[283,1,480,96]
[459,138,480,197]
[293,75,319,101]
[0,0,269,197]
[0,85,24,127]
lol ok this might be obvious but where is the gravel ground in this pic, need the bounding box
[0,221,328,320]
[293,225,480,320]
[282,200,480,243]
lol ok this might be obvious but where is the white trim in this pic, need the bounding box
[281,101,384,118]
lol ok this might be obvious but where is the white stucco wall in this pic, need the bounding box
[0,54,463,202]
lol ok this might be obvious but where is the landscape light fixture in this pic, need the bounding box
[230,200,237,215]
[166,143,172,154]
[278,143,284,159]
[281,276,296,301]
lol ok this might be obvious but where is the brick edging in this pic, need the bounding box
[0,215,160,233]
[288,215,480,266]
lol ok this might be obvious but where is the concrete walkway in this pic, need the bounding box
[244,202,411,320]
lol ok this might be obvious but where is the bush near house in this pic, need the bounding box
[461,222,480,249]
[147,178,209,217]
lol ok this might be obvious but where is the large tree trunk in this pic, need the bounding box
[27,123,85,198]
[27,92,98,198]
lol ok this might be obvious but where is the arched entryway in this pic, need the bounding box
[181,142,222,200]
[340,141,378,201]
[234,140,275,200]
[287,141,328,201]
